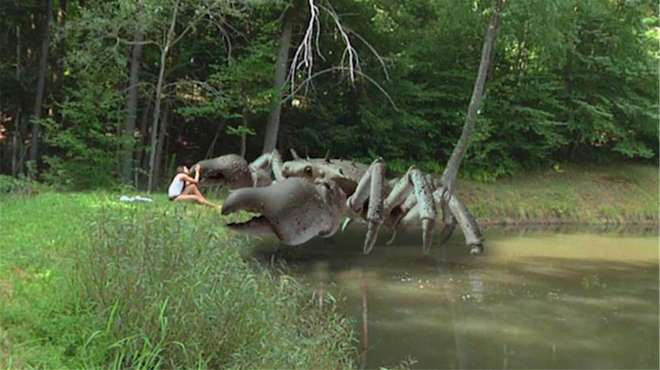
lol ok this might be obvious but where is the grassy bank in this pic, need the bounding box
[0,192,355,369]
[459,162,658,225]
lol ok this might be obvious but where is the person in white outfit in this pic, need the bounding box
[168,164,219,208]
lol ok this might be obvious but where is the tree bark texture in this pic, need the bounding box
[147,0,179,192]
[440,0,503,192]
[121,28,144,183]
[153,102,169,187]
[262,6,294,153]
[205,121,225,159]
[30,0,53,163]
[12,25,22,176]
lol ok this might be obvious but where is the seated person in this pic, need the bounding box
[168,164,219,208]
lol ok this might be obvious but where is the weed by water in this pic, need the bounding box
[76,206,356,369]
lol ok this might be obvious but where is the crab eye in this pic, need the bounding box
[304,166,313,175]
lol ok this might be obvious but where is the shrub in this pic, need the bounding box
[0,174,40,196]
[76,206,356,369]
[41,77,124,190]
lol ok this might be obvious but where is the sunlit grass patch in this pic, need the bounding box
[0,192,356,369]
[459,162,658,224]
[76,206,356,369]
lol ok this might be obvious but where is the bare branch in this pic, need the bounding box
[349,30,390,81]
[288,0,321,94]
[161,79,222,97]
[287,0,391,101]
[320,4,359,83]
[285,66,399,111]
[115,38,160,48]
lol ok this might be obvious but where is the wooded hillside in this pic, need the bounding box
[0,0,657,189]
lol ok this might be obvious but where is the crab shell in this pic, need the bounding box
[221,177,347,245]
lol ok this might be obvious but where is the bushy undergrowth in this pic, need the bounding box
[0,174,41,196]
[76,206,356,369]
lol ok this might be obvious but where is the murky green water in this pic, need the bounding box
[253,226,659,369]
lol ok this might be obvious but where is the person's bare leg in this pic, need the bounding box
[176,185,220,208]
[187,185,220,208]
[174,194,219,208]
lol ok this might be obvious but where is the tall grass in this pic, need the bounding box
[76,205,356,369]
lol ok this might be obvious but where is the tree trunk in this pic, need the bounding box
[205,121,225,158]
[153,102,169,187]
[30,0,53,163]
[12,25,22,176]
[136,96,152,174]
[147,0,179,192]
[11,130,18,175]
[55,0,67,77]
[121,28,144,183]
[440,0,503,192]
[262,6,294,153]
[241,112,248,158]
[58,0,67,25]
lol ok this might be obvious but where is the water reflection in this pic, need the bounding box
[250,227,659,369]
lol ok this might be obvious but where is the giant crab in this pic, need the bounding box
[195,150,483,255]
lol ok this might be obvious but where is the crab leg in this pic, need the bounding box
[445,191,483,254]
[347,163,373,214]
[433,187,457,246]
[385,192,415,245]
[411,170,437,253]
[270,149,285,181]
[431,187,483,253]
[347,158,385,254]
[383,168,415,213]
[247,149,288,186]
[248,153,274,187]
[365,159,385,254]
[249,152,272,172]
[400,186,482,254]
[382,167,437,253]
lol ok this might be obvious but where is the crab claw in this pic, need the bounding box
[221,178,346,246]
[195,154,253,189]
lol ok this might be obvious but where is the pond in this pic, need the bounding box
[252,225,658,369]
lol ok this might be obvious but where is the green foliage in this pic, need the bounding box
[178,19,280,137]
[280,0,657,180]
[77,205,356,369]
[226,124,256,138]
[1,0,657,182]
[0,174,39,195]
[41,80,124,189]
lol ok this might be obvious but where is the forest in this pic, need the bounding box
[0,0,657,190]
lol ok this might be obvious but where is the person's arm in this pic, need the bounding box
[180,173,198,185]
[193,164,201,183]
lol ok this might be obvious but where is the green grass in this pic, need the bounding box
[0,192,109,368]
[458,162,658,224]
[0,192,356,369]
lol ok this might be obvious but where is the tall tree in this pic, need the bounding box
[146,0,179,192]
[30,0,53,163]
[146,0,236,191]
[11,22,23,176]
[262,5,294,153]
[440,0,504,191]
[120,2,145,184]
[152,101,169,185]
